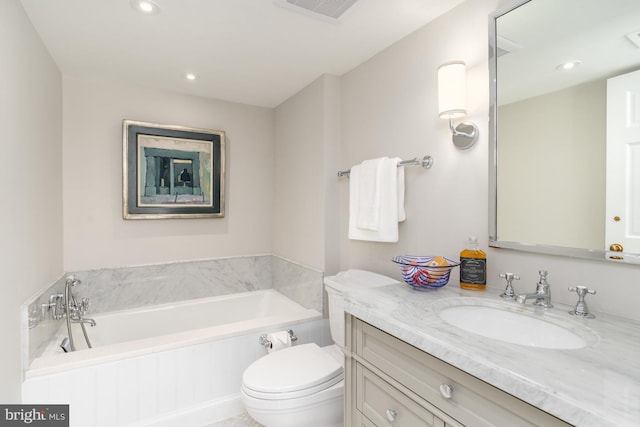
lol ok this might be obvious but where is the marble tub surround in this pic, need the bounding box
[341,281,640,427]
[25,255,323,369]
[22,275,67,375]
[71,255,322,314]
[71,255,273,314]
[272,255,323,314]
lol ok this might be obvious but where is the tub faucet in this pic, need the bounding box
[516,270,553,309]
[68,296,95,325]
[72,316,96,327]
[63,276,96,351]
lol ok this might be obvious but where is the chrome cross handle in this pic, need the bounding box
[568,286,596,319]
[499,272,520,300]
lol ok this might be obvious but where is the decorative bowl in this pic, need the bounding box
[391,255,460,290]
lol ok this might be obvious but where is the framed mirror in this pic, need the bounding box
[489,0,640,263]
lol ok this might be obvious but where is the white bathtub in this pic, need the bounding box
[23,290,326,427]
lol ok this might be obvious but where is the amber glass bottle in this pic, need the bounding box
[459,237,486,290]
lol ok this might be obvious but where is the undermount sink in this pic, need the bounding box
[436,300,591,349]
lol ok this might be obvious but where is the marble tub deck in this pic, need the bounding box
[342,282,640,427]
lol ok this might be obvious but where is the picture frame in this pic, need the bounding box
[123,120,225,219]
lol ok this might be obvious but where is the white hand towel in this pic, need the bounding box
[349,157,404,242]
[356,158,383,230]
[397,159,405,222]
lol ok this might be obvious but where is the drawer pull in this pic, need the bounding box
[386,408,398,422]
[440,383,454,399]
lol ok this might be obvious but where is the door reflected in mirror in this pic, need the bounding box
[489,0,640,263]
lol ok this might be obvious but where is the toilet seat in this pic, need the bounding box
[242,343,343,400]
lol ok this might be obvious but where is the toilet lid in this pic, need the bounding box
[242,343,343,399]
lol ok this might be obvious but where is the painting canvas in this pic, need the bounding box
[123,120,225,219]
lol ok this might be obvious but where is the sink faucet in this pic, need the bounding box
[516,270,553,308]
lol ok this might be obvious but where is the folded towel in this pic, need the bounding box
[349,157,405,242]
[356,158,383,230]
[397,162,405,223]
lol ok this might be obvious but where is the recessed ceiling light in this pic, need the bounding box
[185,73,197,81]
[130,0,160,15]
[556,60,581,71]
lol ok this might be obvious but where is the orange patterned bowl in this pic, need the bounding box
[392,255,460,290]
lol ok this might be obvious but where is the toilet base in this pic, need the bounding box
[241,380,343,427]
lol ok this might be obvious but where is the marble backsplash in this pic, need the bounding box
[23,255,323,370]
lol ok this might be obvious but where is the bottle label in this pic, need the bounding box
[460,257,486,285]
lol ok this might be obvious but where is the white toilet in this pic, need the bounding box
[241,269,398,427]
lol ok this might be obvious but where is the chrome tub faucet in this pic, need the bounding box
[44,276,95,352]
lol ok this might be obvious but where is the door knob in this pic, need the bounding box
[609,243,623,260]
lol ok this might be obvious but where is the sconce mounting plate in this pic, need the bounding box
[452,121,479,150]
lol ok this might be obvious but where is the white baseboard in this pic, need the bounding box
[129,393,245,427]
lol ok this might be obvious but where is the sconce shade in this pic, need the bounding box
[438,61,467,119]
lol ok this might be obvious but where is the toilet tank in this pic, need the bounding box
[323,270,399,348]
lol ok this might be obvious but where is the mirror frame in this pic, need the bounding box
[487,0,638,264]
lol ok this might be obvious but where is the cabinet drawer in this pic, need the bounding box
[357,364,450,427]
[353,317,571,427]
[354,410,376,427]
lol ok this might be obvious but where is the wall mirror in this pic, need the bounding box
[489,0,640,264]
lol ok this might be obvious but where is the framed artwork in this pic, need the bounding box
[123,120,225,219]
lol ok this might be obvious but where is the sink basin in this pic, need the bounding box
[437,302,589,349]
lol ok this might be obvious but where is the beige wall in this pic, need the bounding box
[0,0,63,402]
[337,0,640,321]
[62,77,275,271]
[340,0,494,277]
[322,76,342,276]
[272,75,341,272]
[498,80,606,249]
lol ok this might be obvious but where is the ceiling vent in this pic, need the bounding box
[496,47,510,58]
[626,31,640,49]
[274,0,359,22]
[496,34,522,58]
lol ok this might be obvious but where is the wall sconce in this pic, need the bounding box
[437,61,478,150]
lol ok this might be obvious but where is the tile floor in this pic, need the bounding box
[206,411,264,427]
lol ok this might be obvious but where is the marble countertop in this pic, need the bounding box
[343,282,640,427]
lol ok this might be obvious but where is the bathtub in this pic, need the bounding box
[23,290,327,427]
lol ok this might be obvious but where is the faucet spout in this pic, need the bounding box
[515,270,553,309]
[72,317,96,327]
[516,292,548,305]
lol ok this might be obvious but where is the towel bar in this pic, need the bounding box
[337,155,433,177]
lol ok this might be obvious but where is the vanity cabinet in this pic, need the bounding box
[344,315,572,427]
